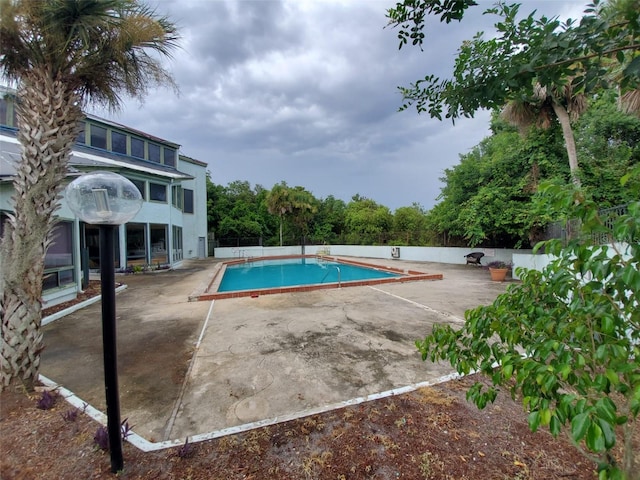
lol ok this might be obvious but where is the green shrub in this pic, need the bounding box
[417,169,640,479]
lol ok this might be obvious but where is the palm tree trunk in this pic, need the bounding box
[551,102,581,187]
[279,213,284,246]
[0,70,82,392]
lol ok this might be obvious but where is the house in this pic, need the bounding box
[0,87,208,308]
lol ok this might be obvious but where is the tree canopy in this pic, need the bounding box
[387,0,640,121]
[425,95,640,247]
[388,0,640,185]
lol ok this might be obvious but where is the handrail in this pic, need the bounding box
[320,265,341,286]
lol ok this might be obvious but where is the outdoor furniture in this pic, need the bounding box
[465,252,484,265]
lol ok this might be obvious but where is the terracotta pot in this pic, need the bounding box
[489,267,509,282]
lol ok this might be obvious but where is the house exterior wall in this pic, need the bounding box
[1,91,209,308]
[178,156,208,259]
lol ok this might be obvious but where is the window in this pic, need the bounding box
[150,183,167,202]
[126,223,146,265]
[172,185,183,209]
[45,222,73,269]
[0,97,7,126]
[130,179,146,200]
[148,143,161,163]
[112,131,127,154]
[90,125,107,149]
[183,188,194,214]
[43,221,75,290]
[131,137,144,158]
[172,225,183,262]
[76,122,86,144]
[0,211,10,238]
[150,224,168,264]
[83,223,120,269]
[164,147,176,167]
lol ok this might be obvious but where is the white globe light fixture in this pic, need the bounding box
[66,171,142,225]
[65,171,142,474]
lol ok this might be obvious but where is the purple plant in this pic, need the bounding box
[177,437,195,459]
[94,426,109,451]
[93,418,133,451]
[120,418,134,440]
[36,390,56,410]
[61,408,79,422]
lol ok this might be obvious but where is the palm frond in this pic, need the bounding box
[1,0,180,110]
[500,101,537,134]
[567,92,588,121]
[620,89,640,116]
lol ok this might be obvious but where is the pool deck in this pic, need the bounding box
[40,257,512,450]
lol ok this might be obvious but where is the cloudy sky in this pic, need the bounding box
[89,0,588,211]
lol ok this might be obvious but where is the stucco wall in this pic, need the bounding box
[214,245,529,267]
[178,158,208,259]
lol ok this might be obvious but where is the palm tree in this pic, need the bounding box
[501,82,587,187]
[266,183,292,246]
[0,0,179,392]
[288,187,318,246]
[501,0,640,187]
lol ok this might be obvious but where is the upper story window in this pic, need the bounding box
[90,125,107,149]
[172,185,183,209]
[149,182,167,202]
[148,143,161,163]
[0,97,7,127]
[111,130,127,154]
[73,118,179,168]
[76,121,86,144]
[164,148,176,167]
[131,137,145,158]
[183,189,194,214]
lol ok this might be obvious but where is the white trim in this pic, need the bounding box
[1,134,187,180]
[38,370,467,453]
[72,150,187,179]
[42,284,128,326]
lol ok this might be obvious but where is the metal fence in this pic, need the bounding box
[544,203,628,245]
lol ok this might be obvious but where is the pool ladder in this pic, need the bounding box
[321,266,341,287]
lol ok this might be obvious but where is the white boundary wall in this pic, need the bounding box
[511,252,553,279]
[215,245,530,269]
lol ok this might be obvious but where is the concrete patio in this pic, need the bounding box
[40,257,511,448]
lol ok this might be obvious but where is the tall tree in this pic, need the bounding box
[0,0,178,392]
[344,196,393,245]
[266,182,292,247]
[576,90,640,206]
[392,203,427,245]
[287,186,318,244]
[314,195,347,244]
[501,83,587,186]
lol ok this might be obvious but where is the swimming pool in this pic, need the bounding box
[196,255,444,300]
[218,257,400,292]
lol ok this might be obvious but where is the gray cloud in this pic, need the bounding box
[90,0,587,210]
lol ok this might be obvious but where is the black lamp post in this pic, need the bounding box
[66,171,142,473]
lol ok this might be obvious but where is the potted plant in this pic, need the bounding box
[486,260,511,282]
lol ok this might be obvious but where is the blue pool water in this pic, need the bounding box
[218,258,400,292]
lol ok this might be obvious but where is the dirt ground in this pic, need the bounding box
[1,373,607,480]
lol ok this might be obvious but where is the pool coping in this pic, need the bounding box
[194,254,443,301]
